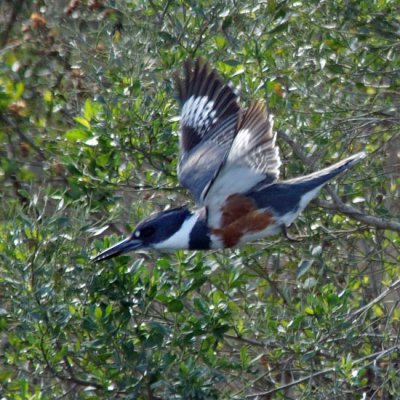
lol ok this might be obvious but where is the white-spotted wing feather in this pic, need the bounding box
[174,59,241,204]
[204,101,281,228]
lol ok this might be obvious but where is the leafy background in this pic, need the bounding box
[1,0,399,399]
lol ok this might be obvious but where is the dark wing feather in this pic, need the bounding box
[178,113,238,202]
[174,59,241,204]
[203,101,281,227]
[232,101,280,179]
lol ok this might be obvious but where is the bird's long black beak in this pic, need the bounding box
[91,237,143,263]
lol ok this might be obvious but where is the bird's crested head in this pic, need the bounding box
[91,206,193,262]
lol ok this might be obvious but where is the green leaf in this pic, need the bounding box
[14,81,24,100]
[214,35,227,49]
[64,129,90,141]
[304,307,315,316]
[94,307,102,320]
[74,116,91,129]
[297,259,314,278]
[167,299,183,313]
[83,99,95,121]
[240,346,249,368]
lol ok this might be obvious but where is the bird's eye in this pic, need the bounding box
[140,226,155,238]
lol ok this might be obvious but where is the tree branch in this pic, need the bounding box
[1,0,25,47]
[347,278,400,321]
[245,367,335,398]
[314,197,400,231]
[246,345,399,398]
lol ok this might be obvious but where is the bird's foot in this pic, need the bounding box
[281,225,302,242]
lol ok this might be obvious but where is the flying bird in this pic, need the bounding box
[92,59,365,262]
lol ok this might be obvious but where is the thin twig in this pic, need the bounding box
[1,0,25,47]
[40,335,103,389]
[347,278,400,321]
[314,198,400,232]
[245,367,335,398]
[1,115,46,160]
[224,333,265,347]
[246,345,399,398]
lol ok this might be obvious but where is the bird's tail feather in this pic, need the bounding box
[286,151,366,186]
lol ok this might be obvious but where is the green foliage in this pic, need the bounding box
[1,0,399,398]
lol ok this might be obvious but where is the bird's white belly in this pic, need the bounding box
[237,223,282,245]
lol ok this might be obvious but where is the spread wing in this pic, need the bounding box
[203,101,281,228]
[174,59,240,204]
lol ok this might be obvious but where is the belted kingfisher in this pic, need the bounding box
[92,59,365,262]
